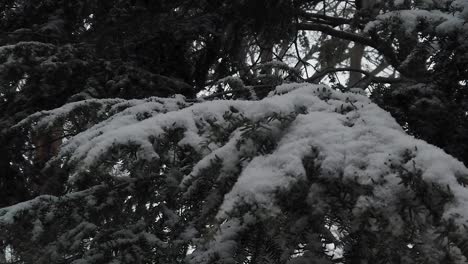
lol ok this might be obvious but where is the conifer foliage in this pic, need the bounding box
[2,0,468,263]
[7,83,468,263]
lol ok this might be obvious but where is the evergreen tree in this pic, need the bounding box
[2,0,468,263]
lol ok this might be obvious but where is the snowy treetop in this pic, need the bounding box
[366,0,468,37]
[6,83,468,263]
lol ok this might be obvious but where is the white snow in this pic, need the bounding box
[11,82,468,262]
[24,84,467,220]
[20,83,468,224]
[365,2,468,37]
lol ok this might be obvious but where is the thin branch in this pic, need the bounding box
[298,12,352,27]
[296,22,401,70]
[296,23,376,47]
[293,34,310,78]
[306,67,405,84]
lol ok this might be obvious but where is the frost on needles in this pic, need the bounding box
[4,83,468,263]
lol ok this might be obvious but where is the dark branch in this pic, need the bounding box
[306,67,406,84]
[296,22,376,48]
[298,12,352,27]
[296,23,402,75]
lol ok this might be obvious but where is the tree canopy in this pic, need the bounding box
[1,0,468,263]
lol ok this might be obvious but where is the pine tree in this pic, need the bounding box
[2,0,468,263]
[5,83,468,264]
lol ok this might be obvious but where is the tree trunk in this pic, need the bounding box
[348,43,365,87]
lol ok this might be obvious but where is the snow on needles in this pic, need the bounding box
[19,83,468,221]
[7,82,468,260]
[365,1,468,37]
